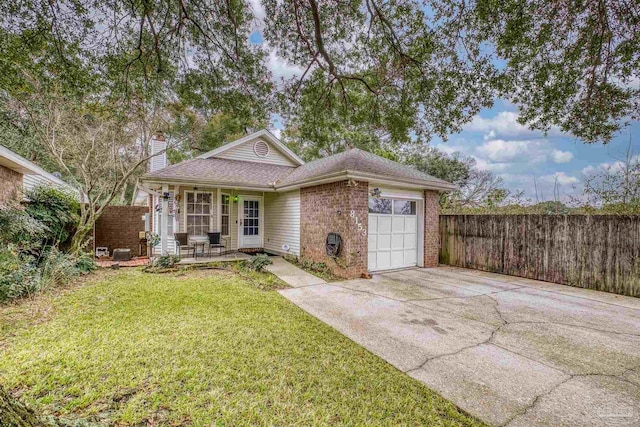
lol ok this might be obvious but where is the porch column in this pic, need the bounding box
[216,188,221,232]
[161,183,169,254]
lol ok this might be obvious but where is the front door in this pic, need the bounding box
[238,196,262,248]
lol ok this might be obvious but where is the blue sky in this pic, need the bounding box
[247,0,639,202]
[429,101,640,201]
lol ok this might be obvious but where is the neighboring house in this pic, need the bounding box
[137,130,455,278]
[0,145,71,205]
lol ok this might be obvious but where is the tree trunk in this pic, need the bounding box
[0,385,46,427]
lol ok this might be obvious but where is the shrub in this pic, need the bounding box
[0,204,45,248]
[24,185,79,248]
[152,254,181,269]
[245,253,272,272]
[74,252,98,274]
[0,247,39,302]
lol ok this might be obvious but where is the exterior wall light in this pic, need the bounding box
[371,187,382,198]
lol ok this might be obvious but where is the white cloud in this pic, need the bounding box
[267,49,304,80]
[270,128,282,139]
[465,111,563,139]
[550,149,573,163]
[540,172,580,186]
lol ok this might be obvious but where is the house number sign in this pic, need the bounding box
[350,210,367,236]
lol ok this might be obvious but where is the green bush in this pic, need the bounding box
[24,185,79,248]
[0,247,39,302]
[0,204,45,248]
[245,253,272,272]
[152,254,181,269]
[74,252,98,274]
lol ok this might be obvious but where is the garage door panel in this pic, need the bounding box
[368,234,377,251]
[405,217,417,233]
[391,250,405,267]
[404,233,417,249]
[377,251,391,269]
[391,233,404,249]
[368,252,377,269]
[404,250,417,265]
[369,216,377,233]
[378,234,391,250]
[378,216,392,233]
[392,217,405,232]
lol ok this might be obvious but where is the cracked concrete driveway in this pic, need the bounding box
[279,266,640,427]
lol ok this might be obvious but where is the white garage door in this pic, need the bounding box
[368,198,418,271]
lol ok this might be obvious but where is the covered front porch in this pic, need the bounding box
[143,182,301,259]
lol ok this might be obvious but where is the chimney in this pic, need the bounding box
[149,132,167,173]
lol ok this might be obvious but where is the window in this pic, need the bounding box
[368,197,392,214]
[243,200,259,236]
[393,200,416,215]
[186,192,211,235]
[221,193,230,236]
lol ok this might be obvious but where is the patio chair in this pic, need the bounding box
[207,232,227,257]
[174,233,195,259]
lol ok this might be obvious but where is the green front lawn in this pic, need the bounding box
[0,268,484,426]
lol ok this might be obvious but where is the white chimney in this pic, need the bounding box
[149,132,167,173]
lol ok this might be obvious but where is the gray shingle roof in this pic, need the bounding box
[142,148,455,191]
[276,148,455,189]
[142,158,295,187]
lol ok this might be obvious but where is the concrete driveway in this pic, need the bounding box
[279,266,640,426]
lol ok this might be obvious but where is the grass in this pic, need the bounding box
[0,267,485,426]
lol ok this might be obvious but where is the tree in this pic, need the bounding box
[0,384,46,427]
[404,148,506,210]
[581,139,640,213]
[264,0,638,145]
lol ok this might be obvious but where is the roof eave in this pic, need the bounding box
[275,170,457,192]
[140,176,277,191]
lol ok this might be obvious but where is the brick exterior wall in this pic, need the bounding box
[423,190,441,267]
[300,180,368,279]
[94,206,149,256]
[0,165,23,205]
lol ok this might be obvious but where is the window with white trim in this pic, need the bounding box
[186,192,211,235]
[221,193,230,236]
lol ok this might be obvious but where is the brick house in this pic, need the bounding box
[136,130,455,278]
[0,145,71,205]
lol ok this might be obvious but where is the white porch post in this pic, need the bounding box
[161,183,169,254]
[217,188,221,232]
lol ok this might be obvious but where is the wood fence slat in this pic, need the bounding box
[439,215,640,297]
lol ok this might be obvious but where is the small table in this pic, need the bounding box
[188,235,209,258]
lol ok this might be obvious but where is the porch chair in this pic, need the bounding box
[174,233,195,259]
[207,232,227,257]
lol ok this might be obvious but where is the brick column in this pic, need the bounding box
[300,180,368,279]
[423,190,440,267]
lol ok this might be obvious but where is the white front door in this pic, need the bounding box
[238,196,262,248]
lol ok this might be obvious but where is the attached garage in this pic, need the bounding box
[368,188,423,272]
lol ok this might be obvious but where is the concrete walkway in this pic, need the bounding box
[266,257,326,288]
[279,266,640,427]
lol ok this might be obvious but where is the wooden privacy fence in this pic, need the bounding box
[439,215,640,297]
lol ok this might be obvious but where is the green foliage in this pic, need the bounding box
[0,246,86,303]
[74,252,98,274]
[24,185,79,247]
[245,253,273,272]
[0,204,45,247]
[152,254,181,269]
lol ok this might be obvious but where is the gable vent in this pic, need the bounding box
[253,140,269,157]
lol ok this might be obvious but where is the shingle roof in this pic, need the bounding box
[275,148,455,189]
[142,158,295,187]
[142,148,455,191]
